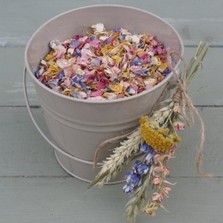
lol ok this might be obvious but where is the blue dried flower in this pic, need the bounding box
[126,87,136,95]
[72,91,79,98]
[140,142,153,153]
[105,37,113,44]
[35,70,40,78]
[140,142,156,163]
[123,156,155,194]
[145,153,154,163]
[138,41,145,48]
[75,49,82,56]
[119,34,125,41]
[72,74,83,83]
[90,36,97,41]
[70,40,81,49]
[48,79,59,86]
[134,160,149,175]
[135,69,149,77]
[125,172,141,186]
[163,68,171,76]
[113,27,121,32]
[132,57,142,66]
[123,172,141,194]
[72,75,88,93]
[123,183,134,193]
[58,71,65,80]
[35,68,43,78]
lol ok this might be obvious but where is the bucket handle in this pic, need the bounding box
[23,67,97,165]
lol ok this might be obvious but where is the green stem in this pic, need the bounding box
[186,41,209,85]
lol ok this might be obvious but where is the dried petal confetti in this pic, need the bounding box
[35,24,174,100]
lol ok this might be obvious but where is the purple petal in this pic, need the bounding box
[134,161,150,175]
[70,40,81,49]
[123,183,134,193]
[140,142,151,153]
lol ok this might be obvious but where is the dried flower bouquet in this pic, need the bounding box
[89,41,208,223]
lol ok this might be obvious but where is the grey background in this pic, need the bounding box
[0,1,223,222]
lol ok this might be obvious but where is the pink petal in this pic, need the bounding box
[153,176,163,186]
[153,166,163,173]
[96,82,106,90]
[130,83,139,92]
[152,192,163,202]
[90,90,103,97]
[130,66,141,72]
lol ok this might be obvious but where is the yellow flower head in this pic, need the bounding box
[139,116,181,154]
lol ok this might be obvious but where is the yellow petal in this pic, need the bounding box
[109,83,123,94]
[45,52,54,61]
[111,55,122,64]
[158,63,168,72]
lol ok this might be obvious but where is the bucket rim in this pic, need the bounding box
[24,4,184,105]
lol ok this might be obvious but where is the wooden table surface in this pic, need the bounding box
[1,1,223,222]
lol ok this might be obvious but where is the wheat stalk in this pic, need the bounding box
[89,128,141,188]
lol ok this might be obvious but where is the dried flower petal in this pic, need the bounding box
[35,24,172,100]
[92,23,105,33]
[173,121,185,131]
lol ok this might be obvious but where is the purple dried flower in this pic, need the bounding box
[134,161,150,175]
[126,87,136,95]
[140,142,153,154]
[113,27,121,32]
[35,67,44,78]
[123,183,134,193]
[119,34,125,41]
[138,41,145,48]
[35,69,41,78]
[90,36,97,41]
[140,142,156,163]
[72,75,88,93]
[48,79,59,87]
[125,172,141,186]
[58,71,65,80]
[105,37,113,44]
[70,40,81,49]
[75,49,82,56]
[131,57,142,66]
[135,69,149,77]
[145,153,154,163]
[163,68,171,76]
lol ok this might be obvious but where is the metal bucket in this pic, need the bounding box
[24,5,183,182]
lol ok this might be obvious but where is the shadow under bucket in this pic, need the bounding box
[24,5,183,183]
